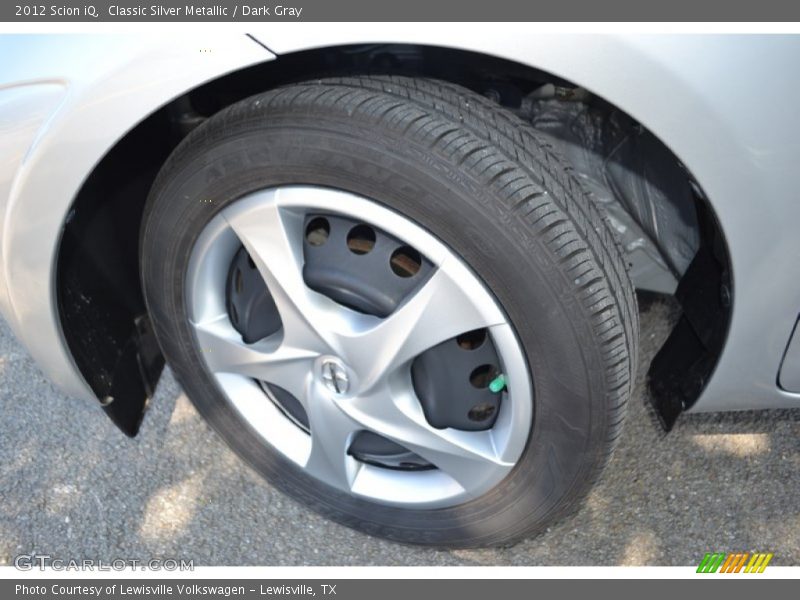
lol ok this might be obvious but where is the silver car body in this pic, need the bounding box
[1,28,799,416]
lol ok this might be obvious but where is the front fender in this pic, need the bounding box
[0,34,273,403]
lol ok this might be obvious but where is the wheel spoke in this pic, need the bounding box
[192,314,317,403]
[304,389,362,492]
[221,191,332,353]
[346,388,513,495]
[347,257,505,391]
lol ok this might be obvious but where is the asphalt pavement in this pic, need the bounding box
[1,295,798,566]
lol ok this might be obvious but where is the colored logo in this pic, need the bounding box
[697,552,773,573]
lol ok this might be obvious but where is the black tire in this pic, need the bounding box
[141,76,638,548]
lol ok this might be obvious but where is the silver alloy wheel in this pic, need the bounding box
[185,186,533,509]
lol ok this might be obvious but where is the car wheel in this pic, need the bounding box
[140,76,638,547]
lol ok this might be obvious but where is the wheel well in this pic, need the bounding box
[56,43,731,435]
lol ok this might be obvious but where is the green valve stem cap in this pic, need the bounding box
[489,374,506,393]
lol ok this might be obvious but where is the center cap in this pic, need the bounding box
[320,358,351,395]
